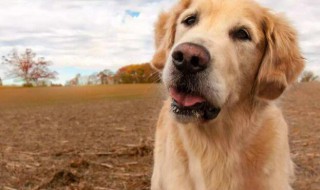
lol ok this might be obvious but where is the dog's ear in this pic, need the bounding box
[151,0,190,71]
[257,12,304,100]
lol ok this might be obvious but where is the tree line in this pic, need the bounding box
[1,48,160,87]
[65,63,160,86]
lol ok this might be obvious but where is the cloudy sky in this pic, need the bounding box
[0,0,318,85]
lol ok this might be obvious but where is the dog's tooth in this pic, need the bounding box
[173,107,179,113]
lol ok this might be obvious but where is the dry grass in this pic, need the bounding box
[0,83,319,190]
[0,84,162,109]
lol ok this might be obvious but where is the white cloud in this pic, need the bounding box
[0,0,318,84]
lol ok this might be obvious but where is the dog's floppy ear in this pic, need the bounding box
[151,0,190,71]
[257,12,304,100]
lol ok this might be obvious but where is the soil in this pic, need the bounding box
[0,82,319,190]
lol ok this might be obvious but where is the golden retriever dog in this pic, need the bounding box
[150,0,305,189]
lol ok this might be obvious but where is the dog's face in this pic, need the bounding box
[151,0,304,122]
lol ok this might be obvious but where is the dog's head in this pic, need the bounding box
[151,0,304,122]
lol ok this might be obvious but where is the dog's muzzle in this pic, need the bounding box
[167,42,220,121]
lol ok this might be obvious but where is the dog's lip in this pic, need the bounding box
[169,87,206,107]
[169,87,221,120]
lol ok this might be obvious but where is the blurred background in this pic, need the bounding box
[0,1,319,190]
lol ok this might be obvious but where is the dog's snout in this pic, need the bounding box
[172,43,210,74]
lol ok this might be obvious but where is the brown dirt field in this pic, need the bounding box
[0,83,319,190]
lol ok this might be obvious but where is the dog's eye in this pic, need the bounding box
[182,15,197,26]
[233,29,251,41]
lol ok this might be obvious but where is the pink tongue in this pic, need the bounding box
[169,88,206,107]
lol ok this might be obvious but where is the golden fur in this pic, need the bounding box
[151,0,304,190]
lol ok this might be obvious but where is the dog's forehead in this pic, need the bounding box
[188,0,262,18]
[183,0,264,33]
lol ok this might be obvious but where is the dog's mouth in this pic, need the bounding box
[169,87,221,121]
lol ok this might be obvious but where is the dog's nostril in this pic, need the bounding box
[172,51,184,62]
[190,56,200,67]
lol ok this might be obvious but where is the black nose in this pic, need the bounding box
[171,43,210,74]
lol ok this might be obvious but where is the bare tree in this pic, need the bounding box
[74,73,81,85]
[300,70,319,82]
[98,69,114,85]
[66,73,81,86]
[88,73,100,85]
[2,48,57,85]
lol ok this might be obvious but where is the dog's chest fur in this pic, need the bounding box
[177,125,242,190]
[151,102,293,190]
